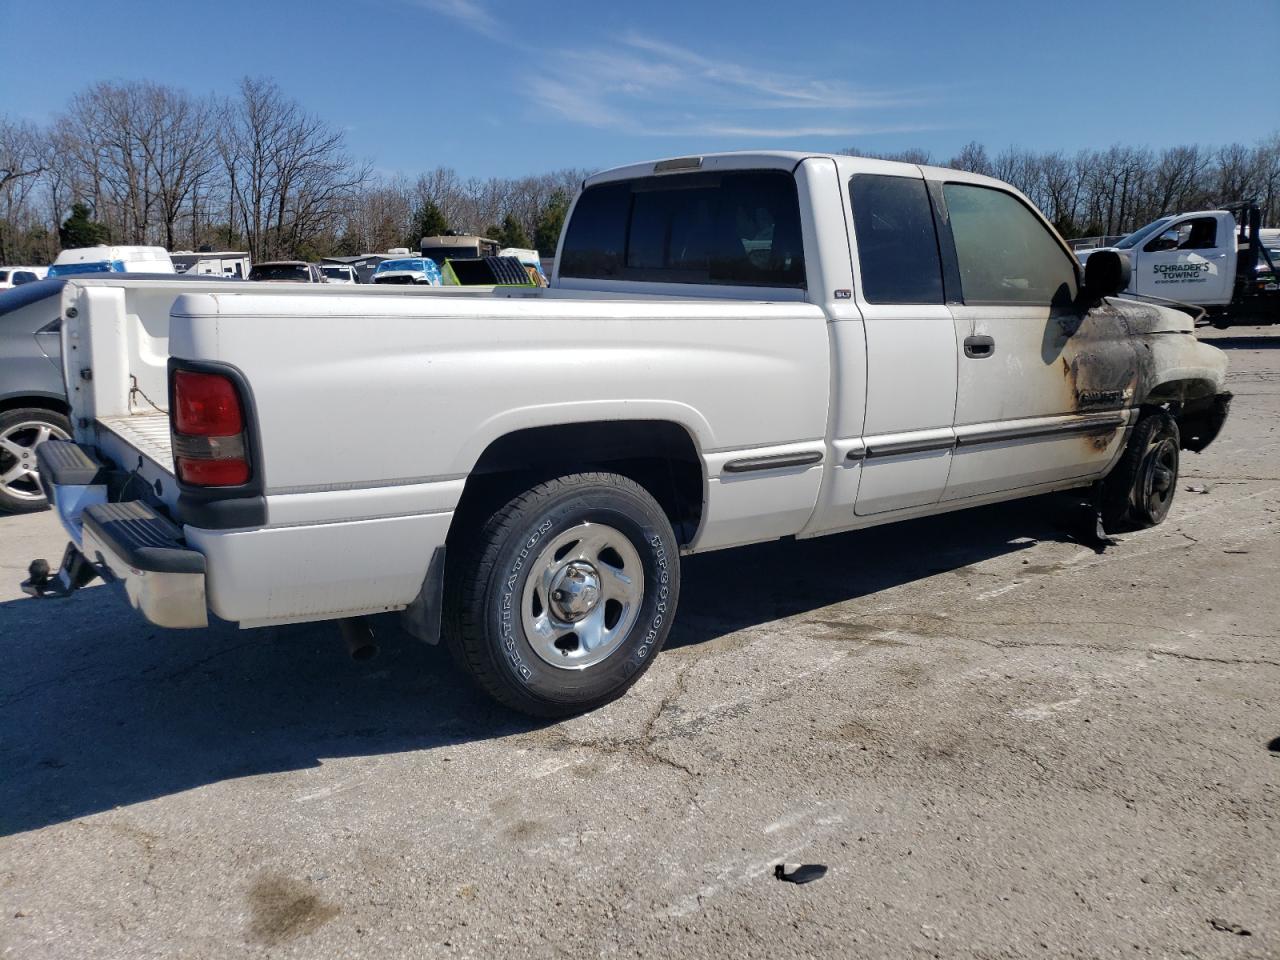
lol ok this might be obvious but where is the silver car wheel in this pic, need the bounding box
[520,522,645,670]
[0,420,69,503]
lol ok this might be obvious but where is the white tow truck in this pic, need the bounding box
[1078,202,1280,327]
[24,151,1232,716]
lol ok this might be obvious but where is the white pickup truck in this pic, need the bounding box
[1077,203,1280,327]
[24,151,1232,716]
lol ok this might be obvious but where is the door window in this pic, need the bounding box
[1143,217,1217,252]
[943,183,1077,306]
[849,174,943,304]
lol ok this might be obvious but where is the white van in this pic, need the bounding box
[48,246,174,278]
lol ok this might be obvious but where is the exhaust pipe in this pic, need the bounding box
[338,616,378,661]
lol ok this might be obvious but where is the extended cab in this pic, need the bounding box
[24,151,1232,716]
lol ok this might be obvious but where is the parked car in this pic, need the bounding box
[248,261,326,283]
[0,274,235,512]
[0,266,47,289]
[370,257,442,285]
[47,245,174,277]
[0,280,71,512]
[320,264,358,284]
[26,150,1231,719]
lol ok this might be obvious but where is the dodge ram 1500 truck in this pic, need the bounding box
[23,151,1232,717]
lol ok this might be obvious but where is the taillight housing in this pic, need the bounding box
[171,369,251,487]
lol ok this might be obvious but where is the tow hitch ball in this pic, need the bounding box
[21,543,99,599]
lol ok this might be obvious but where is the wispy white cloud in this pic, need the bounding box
[406,0,505,40]
[406,0,932,142]
[528,77,630,131]
[618,34,912,112]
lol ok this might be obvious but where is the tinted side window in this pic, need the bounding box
[559,181,630,278]
[560,171,805,288]
[849,174,943,304]
[1144,216,1217,252]
[943,183,1077,306]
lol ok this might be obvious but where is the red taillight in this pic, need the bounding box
[174,371,243,436]
[171,369,250,487]
[176,457,250,486]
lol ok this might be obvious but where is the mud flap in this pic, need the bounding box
[1178,392,1232,453]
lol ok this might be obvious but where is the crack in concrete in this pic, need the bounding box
[145,640,261,684]
[533,660,703,794]
[797,610,1280,670]
[1147,649,1280,669]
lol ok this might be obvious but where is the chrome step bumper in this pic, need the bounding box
[25,441,208,629]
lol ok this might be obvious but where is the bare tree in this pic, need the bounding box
[141,85,219,250]
[1151,145,1209,216]
[0,116,49,262]
[949,141,991,176]
[219,77,370,260]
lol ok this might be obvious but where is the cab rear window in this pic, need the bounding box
[560,170,806,288]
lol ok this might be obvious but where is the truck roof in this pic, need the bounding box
[585,150,1012,194]
[53,245,171,264]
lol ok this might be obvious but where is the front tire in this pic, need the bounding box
[1100,410,1180,531]
[445,472,680,717]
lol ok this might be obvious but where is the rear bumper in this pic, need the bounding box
[30,438,451,631]
[30,440,208,628]
[81,501,208,628]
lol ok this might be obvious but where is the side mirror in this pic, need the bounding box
[1083,250,1131,302]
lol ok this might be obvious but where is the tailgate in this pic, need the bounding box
[58,280,182,521]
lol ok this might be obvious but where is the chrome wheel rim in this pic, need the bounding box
[521,522,645,670]
[0,420,69,502]
[1142,436,1179,518]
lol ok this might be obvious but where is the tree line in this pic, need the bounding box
[2,76,1277,266]
[845,137,1280,240]
[0,77,585,265]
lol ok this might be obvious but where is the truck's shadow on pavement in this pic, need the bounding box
[1,494,1086,835]
[1201,336,1280,349]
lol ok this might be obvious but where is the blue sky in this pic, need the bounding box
[1,0,1270,179]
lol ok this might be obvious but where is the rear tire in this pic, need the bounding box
[0,408,71,513]
[445,472,680,717]
[1100,410,1180,532]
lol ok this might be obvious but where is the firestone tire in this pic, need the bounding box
[1100,410,1180,532]
[444,472,680,717]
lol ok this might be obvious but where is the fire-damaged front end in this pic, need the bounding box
[1104,297,1232,453]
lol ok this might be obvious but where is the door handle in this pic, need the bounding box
[963,335,995,359]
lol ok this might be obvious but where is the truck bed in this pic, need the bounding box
[98,414,173,474]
